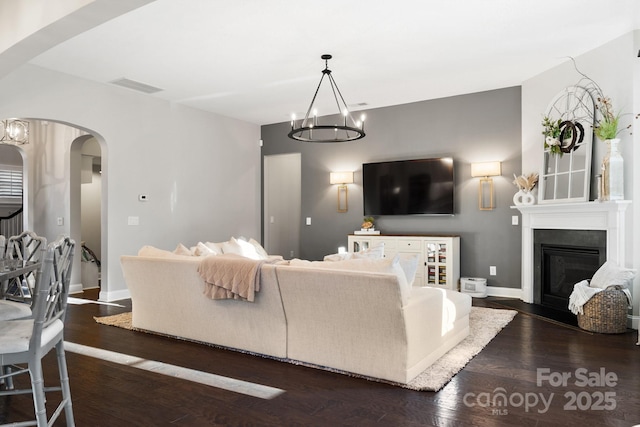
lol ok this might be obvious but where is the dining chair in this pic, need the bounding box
[3,231,47,303]
[0,236,76,427]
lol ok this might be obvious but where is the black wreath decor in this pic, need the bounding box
[558,120,584,153]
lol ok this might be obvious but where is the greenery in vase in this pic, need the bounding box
[593,96,621,141]
[568,58,630,141]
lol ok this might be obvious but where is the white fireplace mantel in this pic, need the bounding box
[514,200,631,303]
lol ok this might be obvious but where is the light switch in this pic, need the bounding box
[306,217,311,225]
[57,217,64,226]
[128,216,139,226]
[512,215,519,225]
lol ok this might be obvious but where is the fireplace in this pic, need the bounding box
[533,229,606,312]
[515,201,630,304]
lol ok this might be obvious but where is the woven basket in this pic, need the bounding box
[577,287,628,334]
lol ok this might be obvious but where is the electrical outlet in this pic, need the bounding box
[512,215,519,225]
[490,266,497,276]
[306,217,311,225]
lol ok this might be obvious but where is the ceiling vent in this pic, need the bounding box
[110,78,163,94]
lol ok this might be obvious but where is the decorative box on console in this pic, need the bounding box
[354,229,381,235]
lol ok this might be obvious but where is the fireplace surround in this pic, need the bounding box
[515,200,630,304]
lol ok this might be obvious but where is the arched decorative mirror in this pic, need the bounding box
[539,86,594,203]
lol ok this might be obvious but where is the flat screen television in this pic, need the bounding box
[363,157,454,216]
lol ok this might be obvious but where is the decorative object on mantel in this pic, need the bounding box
[570,58,633,201]
[288,54,366,143]
[601,138,624,200]
[538,85,593,204]
[542,116,585,157]
[512,173,539,205]
[355,217,380,235]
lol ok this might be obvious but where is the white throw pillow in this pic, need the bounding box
[173,243,193,256]
[249,238,269,259]
[397,253,420,287]
[352,243,385,259]
[204,241,224,254]
[193,242,217,257]
[323,252,353,261]
[222,237,263,260]
[590,261,636,289]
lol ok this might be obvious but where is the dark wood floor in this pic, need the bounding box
[2,291,639,426]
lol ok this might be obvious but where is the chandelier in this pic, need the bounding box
[0,119,29,145]
[288,54,365,143]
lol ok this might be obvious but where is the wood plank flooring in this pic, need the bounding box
[1,291,638,426]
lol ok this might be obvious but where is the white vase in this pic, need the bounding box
[602,139,624,201]
[513,190,535,206]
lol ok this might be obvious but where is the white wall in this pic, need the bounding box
[0,64,261,301]
[522,31,639,326]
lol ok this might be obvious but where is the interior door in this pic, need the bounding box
[263,153,301,259]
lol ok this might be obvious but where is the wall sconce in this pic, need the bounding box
[0,119,29,145]
[329,171,354,213]
[471,161,501,210]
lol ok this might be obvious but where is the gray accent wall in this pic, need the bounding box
[261,86,523,289]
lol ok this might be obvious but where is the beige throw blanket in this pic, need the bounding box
[197,254,266,302]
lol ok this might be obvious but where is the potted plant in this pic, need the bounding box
[361,217,375,231]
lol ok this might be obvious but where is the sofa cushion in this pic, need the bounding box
[289,256,410,305]
[138,245,194,259]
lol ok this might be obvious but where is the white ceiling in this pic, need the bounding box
[27,0,640,126]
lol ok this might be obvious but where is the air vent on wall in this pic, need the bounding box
[110,78,163,94]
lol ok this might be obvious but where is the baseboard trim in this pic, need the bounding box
[486,286,523,299]
[69,283,83,295]
[629,314,639,331]
[100,288,131,303]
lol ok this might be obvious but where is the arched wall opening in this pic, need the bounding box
[2,117,109,296]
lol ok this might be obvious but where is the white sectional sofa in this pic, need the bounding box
[120,253,472,384]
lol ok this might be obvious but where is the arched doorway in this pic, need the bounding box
[0,143,24,237]
[2,118,108,296]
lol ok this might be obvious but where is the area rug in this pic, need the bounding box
[94,307,516,392]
